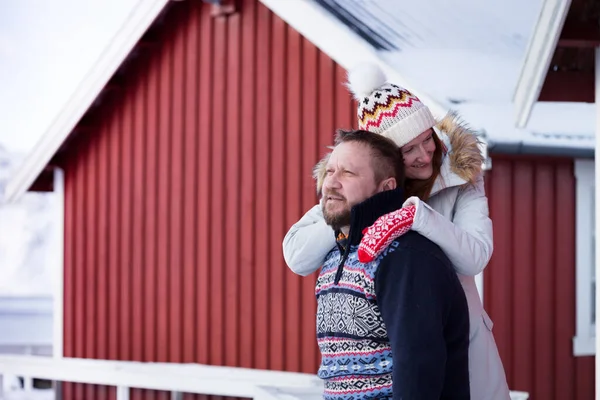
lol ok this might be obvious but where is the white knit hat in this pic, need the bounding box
[347,63,436,147]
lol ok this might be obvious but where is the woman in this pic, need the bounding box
[283,63,510,400]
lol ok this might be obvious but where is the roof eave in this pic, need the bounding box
[512,0,571,129]
[3,0,171,204]
[257,0,449,118]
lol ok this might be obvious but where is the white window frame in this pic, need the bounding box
[574,159,595,356]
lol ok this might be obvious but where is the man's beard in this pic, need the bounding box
[322,199,351,232]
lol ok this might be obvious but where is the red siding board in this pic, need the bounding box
[108,106,122,364]
[62,161,75,400]
[156,26,173,367]
[196,0,213,369]
[318,53,335,158]
[142,45,160,400]
[533,164,555,399]
[210,13,227,370]
[270,9,287,374]
[554,163,576,399]
[131,63,147,400]
[254,1,271,371]
[511,161,534,390]
[144,45,160,362]
[576,357,595,400]
[181,6,201,400]
[97,115,111,400]
[120,79,134,363]
[484,156,594,400]
[169,4,186,365]
[85,119,98,400]
[225,10,241,369]
[335,64,353,130]
[285,25,302,374]
[486,160,513,374]
[182,0,200,368]
[239,0,257,372]
[74,139,87,400]
[156,21,176,400]
[131,76,146,362]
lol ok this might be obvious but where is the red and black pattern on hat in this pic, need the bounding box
[357,83,422,131]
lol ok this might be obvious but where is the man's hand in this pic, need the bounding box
[358,205,416,263]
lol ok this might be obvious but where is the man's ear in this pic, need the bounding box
[378,177,397,192]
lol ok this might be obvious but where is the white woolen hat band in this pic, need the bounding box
[379,106,437,147]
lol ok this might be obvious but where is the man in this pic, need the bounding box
[315,129,470,399]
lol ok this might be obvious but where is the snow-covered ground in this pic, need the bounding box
[0,145,56,397]
[0,145,56,296]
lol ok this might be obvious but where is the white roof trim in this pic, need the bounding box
[257,0,449,118]
[512,0,571,129]
[3,0,170,203]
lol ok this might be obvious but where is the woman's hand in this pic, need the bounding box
[358,205,416,263]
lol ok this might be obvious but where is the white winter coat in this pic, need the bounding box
[282,113,511,400]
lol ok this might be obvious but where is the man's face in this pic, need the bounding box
[321,141,381,231]
[401,129,436,180]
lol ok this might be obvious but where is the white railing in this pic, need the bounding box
[0,355,529,400]
[0,355,323,400]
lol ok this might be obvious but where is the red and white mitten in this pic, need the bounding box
[357,205,416,263]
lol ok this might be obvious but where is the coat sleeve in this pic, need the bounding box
[410,175,493,276]
[375,249,455,400]
[282,204,336,276]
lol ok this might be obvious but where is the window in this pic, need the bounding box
[574,159,595,356]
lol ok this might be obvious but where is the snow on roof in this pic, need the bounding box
[320,0,537,51]
[319,0,542,103]
[317,0,595,152]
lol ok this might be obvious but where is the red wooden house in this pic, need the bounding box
[3,0,598,399]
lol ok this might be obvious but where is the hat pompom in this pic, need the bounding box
[346,63,387,100]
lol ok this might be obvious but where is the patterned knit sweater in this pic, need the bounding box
[315,189,470,400]
[316,242,396,399]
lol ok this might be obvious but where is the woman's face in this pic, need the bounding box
[401,129,436,180]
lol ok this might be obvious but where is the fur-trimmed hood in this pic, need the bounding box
[430,111,484,196]
[313,111,485,197]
